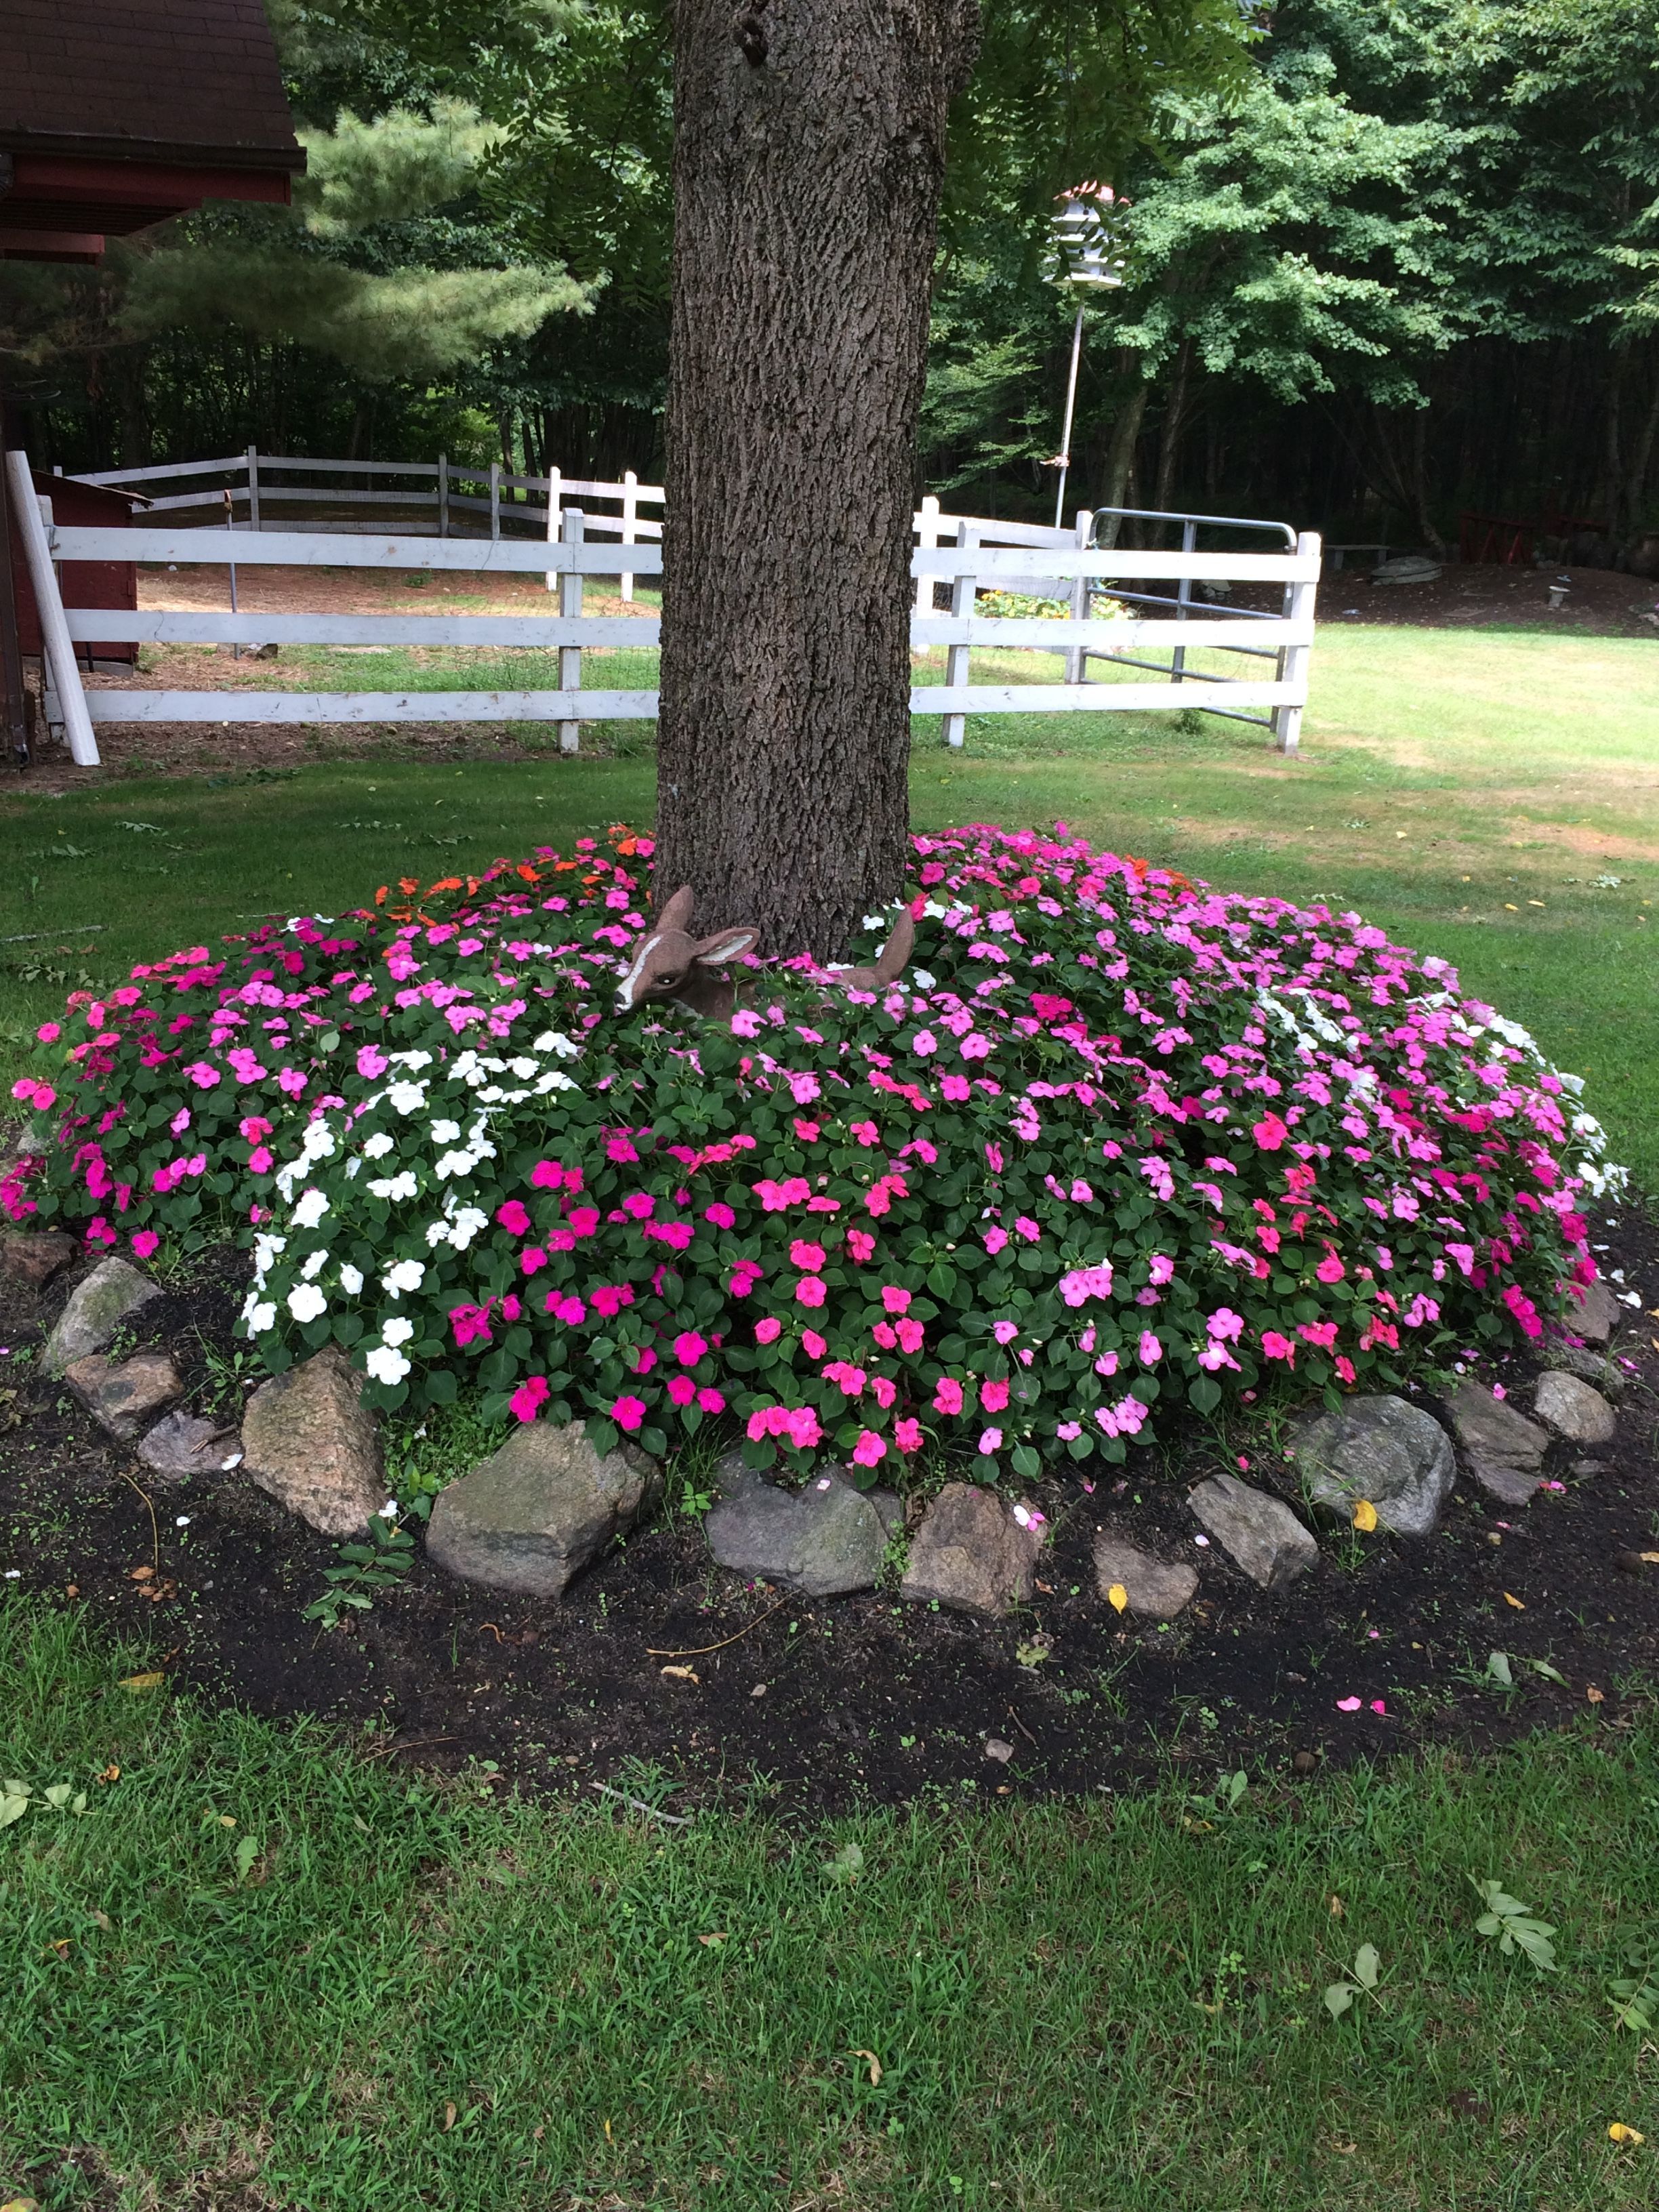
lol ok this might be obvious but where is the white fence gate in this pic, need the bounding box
[9,449,1320,770]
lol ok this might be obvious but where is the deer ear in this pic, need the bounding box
[693,926,758,968]
[874,909,915,982]
[657,885,696,933]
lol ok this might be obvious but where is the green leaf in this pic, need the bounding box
[1486,1650,1514,1687]
[1188,1374,1222,1414]
[0,1790,30,1828]
[1323,1982,1355,2020]
[1353,1944,1380,1991]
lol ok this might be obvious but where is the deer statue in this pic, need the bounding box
[613,887,759,1019]
[613,890,916,1022]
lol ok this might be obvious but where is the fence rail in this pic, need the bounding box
[16,453,1319,767]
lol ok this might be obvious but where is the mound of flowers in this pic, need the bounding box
[4,823,1619,1485]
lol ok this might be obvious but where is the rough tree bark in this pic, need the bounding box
[655,0,980,957]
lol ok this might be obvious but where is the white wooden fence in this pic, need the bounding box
[68,447,659,598]
[11,451,1320,769]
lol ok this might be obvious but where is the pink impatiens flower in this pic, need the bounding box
[755,1316,782,1344]
[851,1430,887,1467]
[611,1394,648,1432]
[1261,1330,1297,1364]
[674,1330,708,1366]
[895,1418,923,1453]
[981,1378,1010,1412]
[933,1376,964,1415]
[795,1275,827,1308]
[510,1375,550,1423]
[882,1284,912,1314]
[495,1199,531,1235]
[790,1239,826,1270]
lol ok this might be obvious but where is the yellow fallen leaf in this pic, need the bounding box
[118,1672,165,1692]
[1503,1592,1525,1610]
[1107,1582,1129,1613]
[659,1664,699,1683]
[1609,2123,1645,2146]
[1330,1893,1345,1919]
[852,2048,883,2087]
[1588,1686,1606,1704]
[1640,1553,1659,1566]
[443,2100,457,2132]
[1352,1499,1378,1532]
[1,2198,40,2212]
[697,1931,728,1946]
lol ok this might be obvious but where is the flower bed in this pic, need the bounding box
[5,824,1619,1486]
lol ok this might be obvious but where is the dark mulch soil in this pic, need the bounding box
[3,1214,1657,1816]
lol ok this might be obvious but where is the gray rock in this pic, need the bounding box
[41,1256,163,1375]
[426,1417,661,1597]
[1292,1394,1455,1537]
[1540,1343,1625,1397]
[1092,1534,1199,1618]
[136,1408,240,1481]
[1441,1378,1551,1506]
[899,1482,1044,1618]
[1187,1473,1318,1591]
[63,1349,183,1443]
[241,1347,384,1537]
[705,1468,901,1597]
[1533,1369,1616,1446]
[0,1232,79,1294]
[1571,1279,1618,1345]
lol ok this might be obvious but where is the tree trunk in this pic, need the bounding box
[1152,340,1190,520]
[1092,380,1149,549]
[655,0,980,956]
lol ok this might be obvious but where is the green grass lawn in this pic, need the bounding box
[5,1601,1658,2212]
[3,619,1659,2207]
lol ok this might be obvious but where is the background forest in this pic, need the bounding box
[3,0,1657,561]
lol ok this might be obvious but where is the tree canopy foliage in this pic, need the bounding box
[3,0,1657,553]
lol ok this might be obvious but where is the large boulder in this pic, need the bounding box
[241,1347,384,1537]
[0,1232,79,1296]
[705,1467,900,1597]
[1290,1395,1455,1537]
[1187,1473,1318,1591]
[1533,1370,1617,1447]
[1092,1534,1198,1619]
[41,1256,163,1376]
[1540,1343,1625,1398]
[899,1482,1043,1618]
[426,1418,661,1597]
[137,1408,241,1481]
[1440,1378,1551,1507]
[64,1349,182,1443]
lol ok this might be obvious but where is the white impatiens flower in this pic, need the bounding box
[911,968,937,992]
[386,1082,428,1115]
[508,1057,537,1080]
[377,1498,399,1519]
[246,1300,276,1334]
[338,1264,365,1294]
[287,1284,328,1323]
[534,1071,578,1096]
[389,1049,434,1071]
[363,1343,411,1386]
[382,1259,425,1298]
[300,1122,337,1164]
[382,1317,415,1346]
[531,1029,580,1059]
[447,1206,489,1250]
[291,1187,330,1229]
[369,1171,420,1203]
[429,1119,462,1145]
[434,1149,480,1181]
[361,1132,395,1160]
[301,1248,330,1280]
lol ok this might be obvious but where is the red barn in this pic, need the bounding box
[1,0,302,762]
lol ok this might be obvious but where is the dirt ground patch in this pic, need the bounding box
[3,1212,1656,1815]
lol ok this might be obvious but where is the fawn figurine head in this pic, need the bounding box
[613,886,758,1019]
[823,908,915,995]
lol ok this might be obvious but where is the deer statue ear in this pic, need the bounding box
[657,885,697,933]
[693,926,758,968]
[874,909,915,983]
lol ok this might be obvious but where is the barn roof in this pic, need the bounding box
[0,0,303,172]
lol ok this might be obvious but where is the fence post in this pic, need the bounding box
[1172,517,1197,683]
[619,468,638,602]
[942,518,977,752]
[558,508,584,754]
[1065,508,1094,684]
[437,453,449,539]
[489,461,501,541]
[1271,529,1321,756]
[544,466,562,593]
[5,451,100,766]
[245,445,261,531]
[914,493,941,615]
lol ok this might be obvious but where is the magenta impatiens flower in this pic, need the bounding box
[851,1430,887,1467]
[495,1198,531,1236]
[794,1275,827,1309]
[673,1330,708,1366]
[981,1378,1010,1412]
[611,1394,648,1432]
[510,1375,550,1422]
[881,1284,912,1314]
[933,1376,964,1415]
